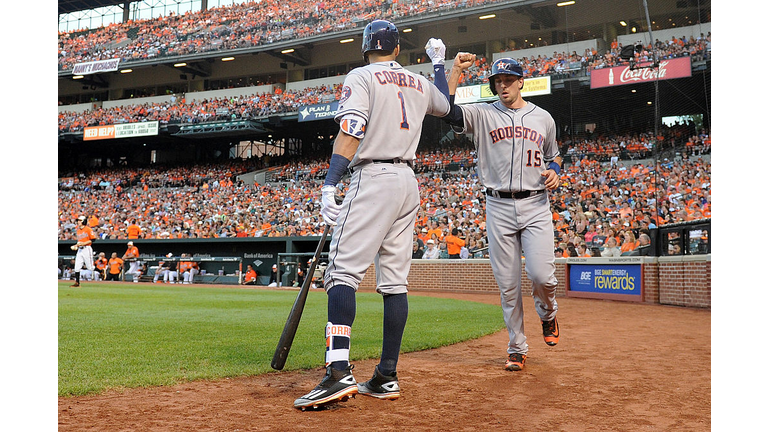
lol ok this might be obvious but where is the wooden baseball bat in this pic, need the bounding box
[271,223,332,370]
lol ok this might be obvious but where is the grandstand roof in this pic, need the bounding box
[59,0,131,15]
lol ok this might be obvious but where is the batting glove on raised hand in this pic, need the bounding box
[425,38,446,65]
[321,185,342,226]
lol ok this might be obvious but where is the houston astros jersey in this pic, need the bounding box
[457,101,559,192]
[334,60,449,166]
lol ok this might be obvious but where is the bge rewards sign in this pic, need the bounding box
[567,258,643,300]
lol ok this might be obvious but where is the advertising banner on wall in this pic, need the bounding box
[83,121,159,141]
[298,102,339,122]
[567,257,644,301]
[455,76,552,105]
[589,56,692,89]
[72,58,121,76]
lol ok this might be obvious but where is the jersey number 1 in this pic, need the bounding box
[397,91,409,130]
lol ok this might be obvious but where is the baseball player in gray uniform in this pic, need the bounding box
[427,41,561,372]
[294,20,450,410]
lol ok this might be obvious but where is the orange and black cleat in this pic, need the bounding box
[542,317,560,346]
[504,353,526,371]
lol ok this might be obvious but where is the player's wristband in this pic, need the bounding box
[433,64,449,99]
[548,162,561,174]
[324,153,352,187]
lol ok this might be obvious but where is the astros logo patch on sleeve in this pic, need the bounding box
[339,85,352,104]
[340,114,366,139]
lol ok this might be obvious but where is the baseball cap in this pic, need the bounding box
[427,239,435,244]
[422,228,428,233]
[127,241,134,246]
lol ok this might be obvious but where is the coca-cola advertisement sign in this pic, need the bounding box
[590,57,692,89]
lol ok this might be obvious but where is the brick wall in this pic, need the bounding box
[657,256,711,308]
[356,256,710,309]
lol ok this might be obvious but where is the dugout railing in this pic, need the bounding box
[130,256,243,284]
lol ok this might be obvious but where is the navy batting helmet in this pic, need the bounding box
[487,58,524,95]
[361,20,399,60]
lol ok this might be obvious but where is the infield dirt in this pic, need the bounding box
[58,289,711,431]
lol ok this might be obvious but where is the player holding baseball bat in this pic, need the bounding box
[292,19,450,411]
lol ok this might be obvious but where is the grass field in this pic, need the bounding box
[58,282,503,397]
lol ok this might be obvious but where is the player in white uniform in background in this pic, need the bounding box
[294,20,450,410]
[428,42,562,372]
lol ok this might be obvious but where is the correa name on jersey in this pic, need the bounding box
[373,71,424,93]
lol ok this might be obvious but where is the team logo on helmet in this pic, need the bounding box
[361,20,399,60]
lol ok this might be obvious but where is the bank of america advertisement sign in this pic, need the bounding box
[590,57,691,89]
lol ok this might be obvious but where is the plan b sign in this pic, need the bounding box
[567,257,644,301]
[84,121,159,141]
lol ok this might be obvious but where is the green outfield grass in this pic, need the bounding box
[58,282,503,397]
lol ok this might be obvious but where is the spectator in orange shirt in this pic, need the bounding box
[126,220,142,239]
[620,231,638,254]
[106,252,124,281]
[445,227,466,259]
[242,264,259,285]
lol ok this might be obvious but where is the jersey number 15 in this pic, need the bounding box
[526,149,542,167]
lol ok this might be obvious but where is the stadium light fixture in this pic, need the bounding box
[557,1,575,6]
[620,21,627,26]
[340,38,354,44]
[73,75,84,79]
[402,28,412,33]
[479,14,495,20]
[120,69,133,74]
[221,57,235,62]
[174,62,187,67]
[281,48,295,54]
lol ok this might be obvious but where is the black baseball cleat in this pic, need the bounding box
[294,365,358,410]
[357,366,401,400]
[542,317,560,346]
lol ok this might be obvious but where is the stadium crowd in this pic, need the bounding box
[58,30,711,133]
[59,0,507,71]
[58,127,711,258]
[59,0,710,74]
[58,83,344,133]
[58,1,711,258]
[431,32,710,87]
